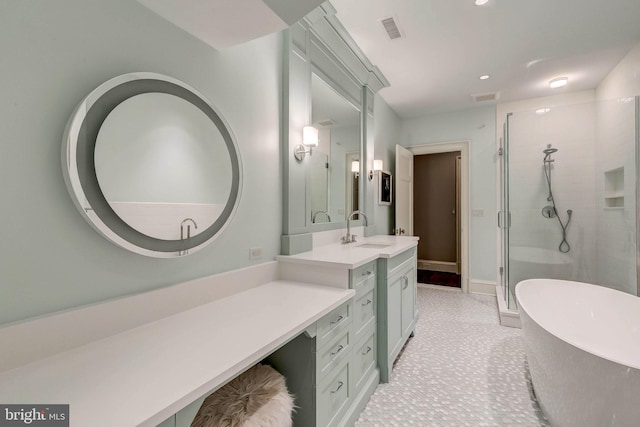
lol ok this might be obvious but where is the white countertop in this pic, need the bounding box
[276,235,419,269]
[0,281,354,427]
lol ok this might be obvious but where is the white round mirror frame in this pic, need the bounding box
[61,72,242,258]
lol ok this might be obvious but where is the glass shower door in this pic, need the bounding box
[499,116,514,308]
[502,98,638,307]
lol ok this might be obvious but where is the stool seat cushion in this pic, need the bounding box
[191,364,295,427]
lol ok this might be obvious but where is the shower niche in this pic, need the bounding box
[604,167,624,208]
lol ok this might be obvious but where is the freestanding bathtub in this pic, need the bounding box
[516,279,640,427]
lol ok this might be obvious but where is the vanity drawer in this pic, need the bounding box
[317,301,351,348]
[352,330,376,393]
[350,261,376,289]
[317,328,351,379]
[317,360,351,427]
[353,283,375,340]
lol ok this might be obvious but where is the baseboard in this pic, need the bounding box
[417,283,462,292]
[495,284,521,328]
[417,259,457,273]
[469,279,497,296]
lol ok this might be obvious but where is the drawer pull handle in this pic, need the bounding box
[331,344,344,356]
[330,315,344,327]
[402,276,409,289]
[362,346,372,355]
[361,299,372,307]
[331,381,344,394]
[361,270,372,276]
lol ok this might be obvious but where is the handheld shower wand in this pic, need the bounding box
[542,145,572,253]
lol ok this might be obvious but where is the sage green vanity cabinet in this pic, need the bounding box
[347,260,379,422]
[266,300,354,427]
[174,397,206,427]
[265,261,379,427]
[168,301,354,427]
[156,416,176,427]
[377,247,417,383]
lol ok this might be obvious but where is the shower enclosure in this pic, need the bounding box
[499,97,640,309]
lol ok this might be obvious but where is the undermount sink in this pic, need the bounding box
[356,243,392,249]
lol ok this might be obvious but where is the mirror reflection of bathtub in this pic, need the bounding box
[95,92,231,240]
[509,246,573,285]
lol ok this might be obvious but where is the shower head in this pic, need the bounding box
[543,146,558,155]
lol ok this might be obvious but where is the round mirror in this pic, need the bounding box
[62,73,242,257]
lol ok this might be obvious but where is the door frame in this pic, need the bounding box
[406,141,470,293]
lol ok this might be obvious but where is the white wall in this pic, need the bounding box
[0,0,282,325]
[596,42,640,100]
[398,105,497,283]
[595,41,640,294]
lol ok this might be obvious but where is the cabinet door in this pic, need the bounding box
[387,271,403,358]
[401,265,416,337]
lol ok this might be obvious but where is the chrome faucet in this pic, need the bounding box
[179,218,198,255]
[342,210,368,244]
[312,210,332,223]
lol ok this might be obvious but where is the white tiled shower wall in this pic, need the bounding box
[507,99,597,283]
[595,42,640,295]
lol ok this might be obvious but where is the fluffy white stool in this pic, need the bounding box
[190,364,295,427]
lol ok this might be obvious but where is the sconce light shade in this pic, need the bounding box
[294,126,319,161]
[373,159,383,171]
[351,161,360,173]
[302,126,319,147]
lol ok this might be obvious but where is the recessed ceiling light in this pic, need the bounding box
[479,74,490,80]
[549,77,568,89]
[536,108,551,115]
[475,0,489,5]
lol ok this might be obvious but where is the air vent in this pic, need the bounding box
[472,92,500,103]
[381,17,402,40]
[317,119,336,127]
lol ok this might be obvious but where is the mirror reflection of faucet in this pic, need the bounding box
[312,210,332,223]
[342,210,368,244]
[179,218,198,256]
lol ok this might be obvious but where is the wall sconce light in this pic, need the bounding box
[294,126,319,161]
[369,159,383,181]
[351,160,360,178]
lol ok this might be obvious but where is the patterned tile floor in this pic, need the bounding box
[355,285,550,427]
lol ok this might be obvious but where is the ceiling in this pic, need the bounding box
[136,0,324,49]
[330,0,640,118]
[138,0,640,119]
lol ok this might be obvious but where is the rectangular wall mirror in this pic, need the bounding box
[309,72,361,225]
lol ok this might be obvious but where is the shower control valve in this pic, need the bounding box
[541,206,556,219]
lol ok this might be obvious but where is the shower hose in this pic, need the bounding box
[544,160,572,253]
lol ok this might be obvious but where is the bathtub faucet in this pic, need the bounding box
[179,218,198,255]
